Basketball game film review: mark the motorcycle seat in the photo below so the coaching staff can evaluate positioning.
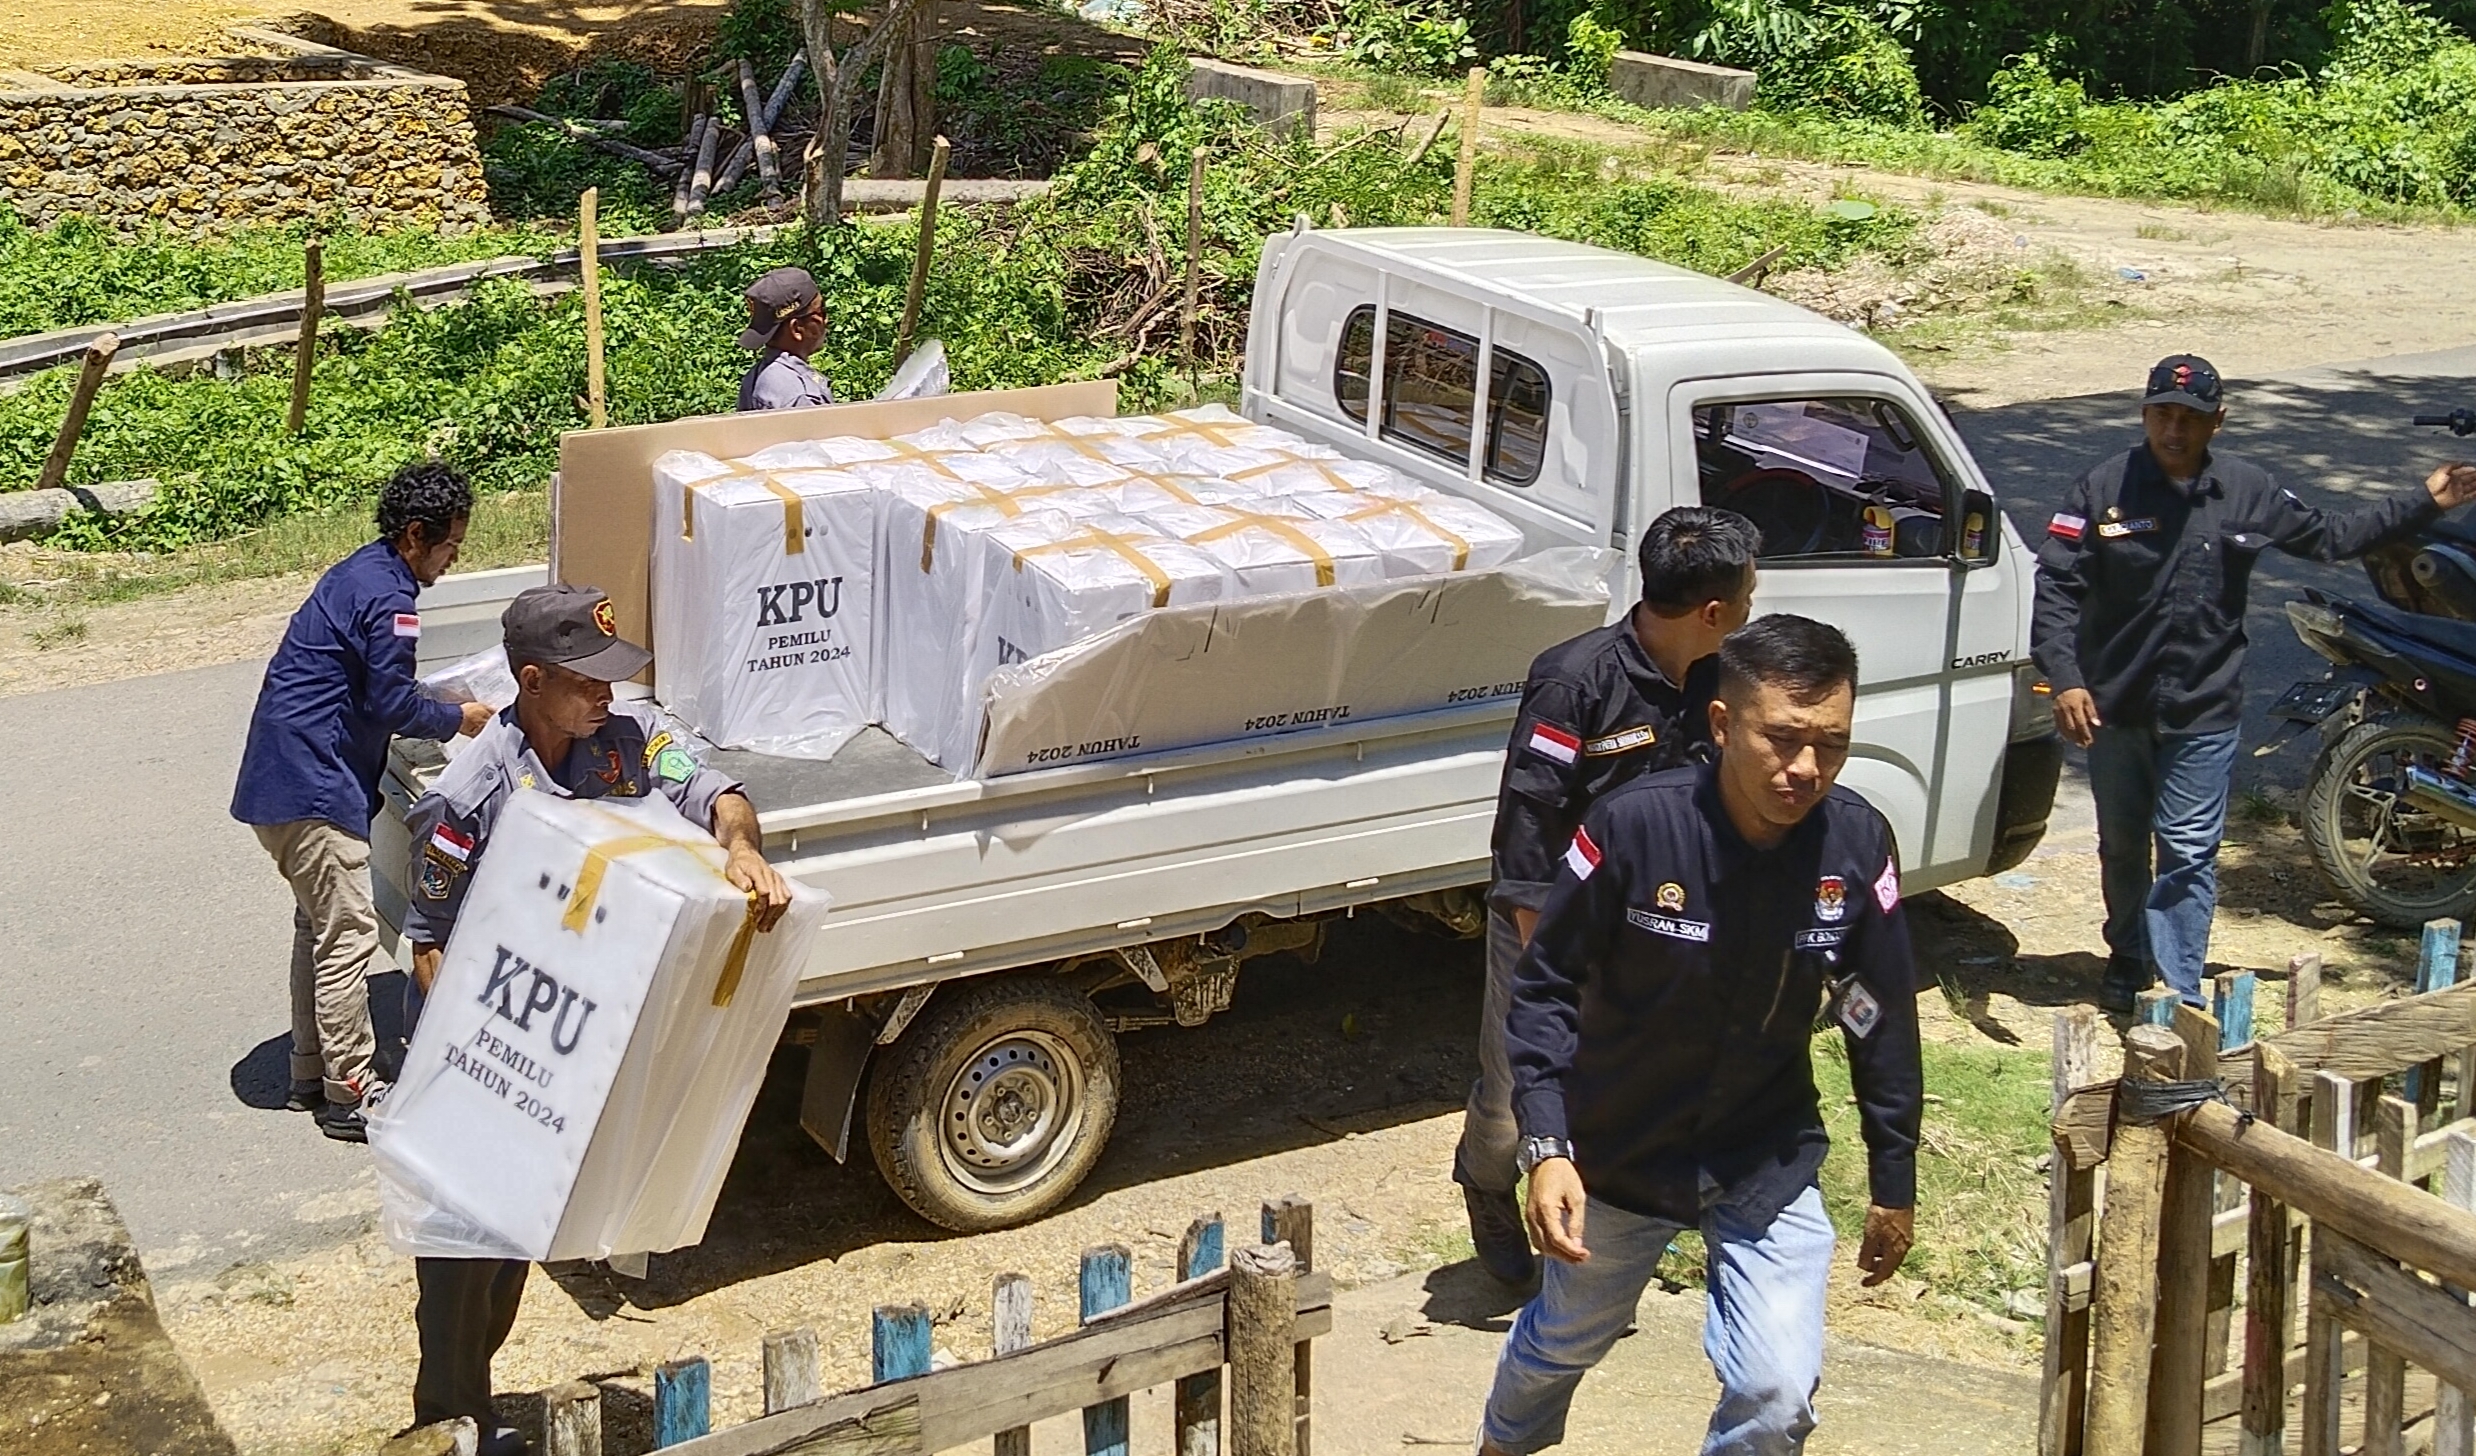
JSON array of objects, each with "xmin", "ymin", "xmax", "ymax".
[{"xmin": 2353, "ymin": 595, "xmax": 2476, "ymax": 671}]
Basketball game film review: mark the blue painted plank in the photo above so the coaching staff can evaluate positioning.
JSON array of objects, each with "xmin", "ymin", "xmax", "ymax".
[
  {"xmin": 2410, "ymin": 919, "xmax": 2464, "ymax": 1104},
  {"xmin": 652, "ymin": 1356, "xmax": 711, "ymax": 1448},
  {"xmin": 872, "ymin": 1303, "xmax": 933, "ymax": 1383},
  {"xmin": 1175, "ymin": 1215, "xmax": 1227, "ymax": 1451},
  {"xmin": 2213, "ymin": 971, "xmax": 2256, "ymax": 1051},
  {"xmin": 1183, "ymin": 1215, "xmax": 1225, "ymax": 1281},
  {"xmin": 1081, "ymin": 1244, "xmax": 1133, "ymax": 1456}
]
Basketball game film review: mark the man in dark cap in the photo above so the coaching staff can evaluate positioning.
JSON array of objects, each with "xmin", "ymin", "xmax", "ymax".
[
  {"xmin": 737, "ymin": 265, "xmax": 836, "ymax": 412},
  {"xmin": 396, "ymin": 583, "xmax": 792, "ymax": 1454},
  {"xmin": 2033, "ymin": 354, "xmax": 2476, "ymax": 1011}
]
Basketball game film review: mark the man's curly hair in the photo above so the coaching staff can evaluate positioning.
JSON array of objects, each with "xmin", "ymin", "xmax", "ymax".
[{"xmin": 376, "ymin": 461, "xmax": 473, "ymax": 546}]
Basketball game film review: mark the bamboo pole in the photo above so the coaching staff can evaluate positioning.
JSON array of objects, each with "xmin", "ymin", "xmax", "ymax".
[
  {"xmin": 672, "ymin": 114, "xmax": 708, "ymax": 229},
  {"xmin": 685, "ymin": 117, "xmax": 722, "ymax": 222},
  {"xmin": 738, "ymin": 57, "xmax": 783, "ymax": 204},
  {"xmin": 1181, "ymin": 146, "xmax": 1207, "ymax": 396},
  {"xmin": 35, "ymin": 333, "xmax": 118, "ymax": 493},
  {"xmin": 580, "ymin": 188, "xmax": 606, "ymax": 429},
  {"xmin": 1449, "ymin": 66, "xmax": 1484, "ymax": 226},
  {"xmin": 891, "ymin": 135, "xmax": 949, "ymax": 368},
  {"xmin": 2086, "ymin": 1025, "xmax": 2184, "ymax": 1456},
  {"xmin": 1229, "ymin": 1242, "xmax": 1299, "ymax": 1456},
  {"xmin": 285, "ymin": 237, "xmax": 323, "ymax": 434}
]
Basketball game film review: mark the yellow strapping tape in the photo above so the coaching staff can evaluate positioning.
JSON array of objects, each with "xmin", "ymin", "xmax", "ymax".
[
  {"xmin": 1136, "ymin": 414, "xmax": 1247, "ymax": 449},
  {"xmin": 1014, "ymin": 525, "xmax": 1177, "ymax": 608},
  {"xmin": 1118, "ymin": 471, "xmax": 1203, "ymax": 505},
  {"xmin": 1231, "ymin": 458, "xmax": 1360, "ymax": 493},
  {"xmin": 559, "ymin": 827, "xmax": 764, "ymax": 1008},
  {"xmin": 1346, "ymin": 498, "xmax": 1470, "ymax": 570},
  {"xmin": 1188, "ymin": 511, "xmax": 1338, "ymax": 588},
  {"xmin": 920, "ymin": 484, "xmax": 1021, "ymax": 572},
  {"xmin": 880, "ymin": 439, "xmax": 969, "ymax": 480},
  {"xmin": 682, "ymin": 468, "xmax": 807, "ymax": 555}
]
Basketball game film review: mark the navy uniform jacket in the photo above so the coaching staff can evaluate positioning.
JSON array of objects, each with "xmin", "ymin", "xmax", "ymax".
[
  {"xmin": 403, "ymin": 701, "xmax": 742, "ymax": 949},
  {"xmin": 1489, "ymin": 614, "xmax": 1717, "ymax": 914},
  {"xmin": 1507, "ymin": 764, "xmax": 1922, "ymax": 1226},
  {"xmin": 231, "ymin": 538, "xmax": 465, "ymax": 837},
  {"xmin": 737, "ymin": 352, "xmax": 835, "ymax": 412},
  {"xmin": 2032, "ymin": 445, "xmax": 2438, "ymax": 735}
]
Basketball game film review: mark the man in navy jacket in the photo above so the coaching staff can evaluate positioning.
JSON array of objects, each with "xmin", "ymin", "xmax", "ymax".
[{"xmin": 232, "ymin": 463, "xmax": 491, "ymax": 1140}]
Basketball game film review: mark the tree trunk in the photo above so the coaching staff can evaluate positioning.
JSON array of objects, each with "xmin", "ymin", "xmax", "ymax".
[
  {"xmin": 2244, "ymin": 0, "xmax": 2273, "ymax": 73},
  {"xmin": 871, "ymin": 0, "xmax": 937, "ymax": 179},
  {"xmin": 797, "ymin": 0, "xmax": 934, "ymax": 226}
]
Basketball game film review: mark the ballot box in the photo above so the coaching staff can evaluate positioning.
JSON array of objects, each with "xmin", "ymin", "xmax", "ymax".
[{"xmin": 1283, "ymin": 491, "xmax": 1528, "ymax": 577}]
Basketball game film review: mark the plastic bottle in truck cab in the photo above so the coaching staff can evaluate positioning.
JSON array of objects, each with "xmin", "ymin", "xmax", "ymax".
[{"xmin": 1247, "ymin": 225, "xmax": 2060, "ymax": 881}]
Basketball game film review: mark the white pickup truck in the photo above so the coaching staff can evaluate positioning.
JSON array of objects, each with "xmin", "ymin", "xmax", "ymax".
[{"xmin": 378, "ymin": 225, "xmax": 2060, "ymax": 1233}]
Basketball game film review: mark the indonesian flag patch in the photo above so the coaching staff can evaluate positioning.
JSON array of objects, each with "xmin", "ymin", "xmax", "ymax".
[
  {"xmin": 428, "ymin": 823, "xmax": 474, "ymax": 863},
  {"xmin": 393, "ymin": 611, "xmax": 422, "ymax": 638},
  {"xmin": 1874, "ymin": 855, "xmax": 1901, "ymax": 913},
  {"xmin": 1564, "ymin": 826, "xmax": 1602, "ymax": 880},
  {"xmin": 1527, "ymin": 722, "xmax": 1581, "ymax": 765},
  {"xmin": 2047, "ymin": 513, "xmax": 2086, "ymax": 542}
]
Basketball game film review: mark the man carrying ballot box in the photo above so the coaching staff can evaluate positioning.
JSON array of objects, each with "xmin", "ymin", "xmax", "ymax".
[{"xmin": 400, "ymin": 583, "xmax": 793, "ymax": 1452}]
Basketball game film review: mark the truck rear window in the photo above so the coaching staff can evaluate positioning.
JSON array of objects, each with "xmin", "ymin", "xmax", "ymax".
[{"xmin": 1334, "ymin": 306, "xmax": 1549, "ymax": 486}]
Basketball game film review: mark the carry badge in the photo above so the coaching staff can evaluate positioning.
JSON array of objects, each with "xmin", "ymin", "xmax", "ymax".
[
  {"xmin": 1840, "ymin": 979, "xmax": 1883, "ymax": 1039},
  {"xmin": 1815, "ymin": 875, "xmax": 1847, "ymax": 922}
]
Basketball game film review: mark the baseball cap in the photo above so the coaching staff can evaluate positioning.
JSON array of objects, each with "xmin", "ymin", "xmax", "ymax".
[
  {"xmin": 2144, "ymin": 354, "xmax": 2224, "ymax": 413},
  {"xmin": 738, "ymin": 267, "xmax": 822, "ymax": 352},
  {"xmin": 502, "ymin": 584, "xmax": 652, "ymax": 682}
]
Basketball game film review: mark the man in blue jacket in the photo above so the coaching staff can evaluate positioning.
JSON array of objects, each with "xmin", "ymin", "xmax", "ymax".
[{"xmin": 232, "ymin": 463, "xmax": 493, "ymax": 1141}]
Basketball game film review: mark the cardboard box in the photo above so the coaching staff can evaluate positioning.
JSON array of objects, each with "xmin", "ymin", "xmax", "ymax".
[{"xmin": 974, "ymin": 548, "xmax": 1615, "ymax": 775}]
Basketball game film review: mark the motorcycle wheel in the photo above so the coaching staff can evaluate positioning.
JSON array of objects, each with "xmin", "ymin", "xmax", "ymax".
[{"xmin": 2303, "ymin": 715, "xmax": 2476, "ymax": 929}]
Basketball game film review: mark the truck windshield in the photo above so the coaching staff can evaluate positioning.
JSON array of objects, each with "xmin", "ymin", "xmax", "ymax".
[{"xmin": 1334, "ymin": 305, "xmax": 1549, "ymax": 486}]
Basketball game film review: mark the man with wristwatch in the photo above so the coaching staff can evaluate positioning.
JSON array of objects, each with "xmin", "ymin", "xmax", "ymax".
[{"xmin": 1477, "ymin": 615, "xmax": 1924, "ymax": 1456}]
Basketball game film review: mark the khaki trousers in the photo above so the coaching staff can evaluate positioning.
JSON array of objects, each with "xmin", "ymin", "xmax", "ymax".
[{"xmin": 252, "ymin": 820, "xmax": 382, "ymax": 1103}]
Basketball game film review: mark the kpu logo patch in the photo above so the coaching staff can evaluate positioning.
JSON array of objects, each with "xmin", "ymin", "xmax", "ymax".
[{"xmin": 1815, "ymin": 875, "xmax": 1847, "ymax": 922}]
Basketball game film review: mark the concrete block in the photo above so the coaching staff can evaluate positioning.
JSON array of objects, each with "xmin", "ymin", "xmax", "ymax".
[
  {"xmin": 0, "ymin": 479, "xmax": 159, "ymax": 542},
  {"xmin": 1184, "ymin": 57, "xmax": 1317, "ymax": 138},
  {"xmin": 1610, "ymin": 50, "xmax": 1756, "ymax": 112}
]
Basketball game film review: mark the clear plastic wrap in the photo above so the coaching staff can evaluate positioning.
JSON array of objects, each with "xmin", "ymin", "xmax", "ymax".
[
  {"xmin": 1140, "ymin": 502, "xmax": 1392, "ymax": 594},
  {"xmin": 1283, "ymin": 491, "xmax": 1527, "ymax": 577}
]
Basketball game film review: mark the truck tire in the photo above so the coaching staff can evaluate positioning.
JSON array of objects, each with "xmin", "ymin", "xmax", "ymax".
[
  {"xmin": 2303, "ymin": 714, "xmax": 2476, "ymax": 930},
  {"xmin": 863, "ymin": 977, "xmax": 1121, "ymax": 1233}
]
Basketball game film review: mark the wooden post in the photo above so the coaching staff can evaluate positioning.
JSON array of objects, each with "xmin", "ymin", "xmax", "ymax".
[
  {"xmin": 2204, "ymin": 971, "xmax": 2255, "ymax": 1378},
  {"xmin": 2302, "ymin": 1070, "xmax": 2356, "ymax": 1456},
  {"xmin": 35, "ymin": 332, "xmax": 118, "ymax": 494},
  {"xmin": 993, "ymin": 1273, "xmax": 1034, "ymax": 1456},
  {"xmin": 2240, "ymin": 1043, "xmax": 2300, "ymax": 1456},
  {"xmin": 580, "ymin": 189, "xmax": 606, "ymax": 430},
  {"xmin": 1229, "ymin": 1242, "xmax": 1299, "ymax": 1456},
  {"xmin": 1177, "ymin": 1214, "xmax": 1228, "ymax": 1456},
  {"xmin": 872, "ymin": 1302, "xmax": 932, "ymax": 1383},
  {"xmin": 2042, "ymin": 1007, "xmax": 2103, "ymax": 1456},
  {"xmin": 1181, "ymin": 145, "xmax": 1207, "ymax": 396},
  {"xmin": 2149, "ymin": 1003, "xmax": 2218, "ymax": 1456},
  {"xmin": 2410, "ymin": 918, "xmax": 2463, "ymax": 1118},
  {"xmin": 2362, "ymin": 1095, "xmax": 2416, "ymax": 1456},
  {"xmin": 2288, "ymin": 950, "xmax": 2323, "ymax": 1030},
  {"xmin": 738, "ymin": 58, "xmax": 783, "ymax": 203},
  {"xmin": 1263, "ymin": 1196, "xmax": 1314, "ymax": 1456},
  {"xmin": 2087, "ymin": 1024, "xmax": 2185, "ymax": 1456},
  {"xmin": 652, "ymin": 1356, "xmax": 710, "ymax": 1447},
  {"xmin": 1081, "ymin": 1245, "xmax": 1133, "ymax": 1456},
  {"xmin": 762, "ymin": 1328, "xmax": 821, "ymax": 1414},
  {"xmin": 891, "ymin": 135, "xmax": 949, "ymax": 369},
  {"xmin": 2137, "ymin": 987, "xmax": 2180, "ymax": 1027},
  {"xmin": 543, "ymin": 1380, "xmax": 602, "ymax": 1456},
  {"xmin": 2438, "ymin": 1131, "xmax": 2476, "ymax": 1456},
  {"xmin": 286, "ymin": 237, "xmax": 323, "ymax": 435},
  {"xmin": 1449, "ymin": 66, "xmax": 1484, "ymax": 226}
]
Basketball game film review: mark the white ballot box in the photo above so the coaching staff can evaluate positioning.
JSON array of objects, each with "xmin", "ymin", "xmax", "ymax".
[
  {"xmin": 649, "ymin": 449, "xmax": 877, "ymax": 758},
  {"xmin": 1141, "ymin": 502, "xmax": 1390, "ymax": 595},
  {"xmin": 1285, "ymin": 491, "xmax": 1528, "ymax": 577},
  {"xmin": 372, "ymin": 791, "xmax": 826, "ymax": 1262}
]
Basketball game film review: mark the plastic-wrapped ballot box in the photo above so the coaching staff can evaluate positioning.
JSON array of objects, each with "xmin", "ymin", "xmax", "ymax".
[
  {"xmin": 1217, "ymin": 453, "xmax": 1435, "ymax": 501},
  {"xmin": 1284, "ymin": 491, "xmax": 1528, "ymax": 577},
  {"xmin": 1142, "ymin": 502, "xmax": 1390, "ymax": 596},
  {"xmin": 876, "ymin": 478, "xmax": 1118, "ymax": 763},
  {"xmin": 1103, "ymin": 472, "xmax": 1267, "ymax": 514},
  {"xmin": 371, "ymin": 790, "xmax": 827, "ymax": 1262},
  {"xmin": 938, "ymin": 515, "xmax": 1231, "ymax": 771},
  {"xmin": 979, "ymin": 429, "xmax": 1170, "ymax": 487},
  {"xmin": 1124, "ymin": 405, "xmax": 1341, "ymax": 467},
  {"xmin": 649, "ymin": 449, "xmax": 877, "ymax": 758}
]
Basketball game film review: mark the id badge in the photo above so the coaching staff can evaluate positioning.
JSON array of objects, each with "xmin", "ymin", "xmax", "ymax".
[{"xmin": 1840, "ymin": 979, "xmax": 1883, "ymax": 1039}]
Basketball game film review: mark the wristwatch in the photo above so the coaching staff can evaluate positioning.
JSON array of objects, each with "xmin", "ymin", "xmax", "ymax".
[{"xmin": 1516, "ymin": 1135, "xmax": 1575, "ymax": 1175}]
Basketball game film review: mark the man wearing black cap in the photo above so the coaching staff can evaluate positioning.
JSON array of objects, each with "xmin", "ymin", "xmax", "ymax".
[
  {"xmin": 2033, "ymin": 355, "xmax": 2476, "ymax": 1011},
  {"xmin": 738, "ymin": 265, "xmax": 835, "ymax": 412},
  {"xmin": 397, "ymin": 583, "xmax": 792, "ymax": 1454}
]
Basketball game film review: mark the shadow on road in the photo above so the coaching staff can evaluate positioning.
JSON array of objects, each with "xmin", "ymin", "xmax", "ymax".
[{"xmin": 224, "ymin": 970, "xmax": 413, "ymax": 1108}]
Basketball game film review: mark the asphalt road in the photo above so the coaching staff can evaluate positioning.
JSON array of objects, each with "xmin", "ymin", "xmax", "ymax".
[{"xmin": 5, "ymin": 344, "xmax": 2474, "ymax": 1277}]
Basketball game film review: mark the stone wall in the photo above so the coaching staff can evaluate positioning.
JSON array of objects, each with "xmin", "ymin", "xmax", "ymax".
[{"xmin": 0, "ymin": 36, "xmax": 492, "ymax": 234}]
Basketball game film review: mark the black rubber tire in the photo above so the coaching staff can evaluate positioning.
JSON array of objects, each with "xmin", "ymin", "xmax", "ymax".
[
  {"xmin": 2303, "ymin": 715, "xmax": 2476, "ymax": 930},
  {"xmin": 863, "ymin": 977, "xmax": 1121, "ymax": 1233}
]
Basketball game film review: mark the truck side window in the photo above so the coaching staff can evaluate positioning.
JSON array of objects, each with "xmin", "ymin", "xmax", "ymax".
[
  {"xmin": 1335, "ymin": 305, "xmax": 1549, "ymax": 487},
  {"xmin": 1692, "ymin": 397, "xmax": 1983, "ymax": 562}
]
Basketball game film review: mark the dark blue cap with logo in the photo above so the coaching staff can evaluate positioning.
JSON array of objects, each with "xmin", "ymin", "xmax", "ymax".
[{"xmin": 2144, "ymin": 354, "xmax": 2223, "ymax": 413}]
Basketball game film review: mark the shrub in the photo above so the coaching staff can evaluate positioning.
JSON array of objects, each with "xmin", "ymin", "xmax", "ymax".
[
  {"xmin": 1332, "ymin": 0, "xmax": 1479, "ymax": 74},
  {"xmin": 1964, "ymin": 50, "xmax": 2094, "ymax": 157},
  {"xmin": 1753, "ymin": 8, "xmax": 1929, "ymax": 127}
]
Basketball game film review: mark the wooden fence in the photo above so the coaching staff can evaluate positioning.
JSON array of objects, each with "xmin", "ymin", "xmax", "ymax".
[
  {"xmin": 2039, "ymin": 926, "xmax": 2476, "ymax": 1456},
  {"xmin": 381, "ymin": 1196, "xmax": 1329, "ymax": 1456}
]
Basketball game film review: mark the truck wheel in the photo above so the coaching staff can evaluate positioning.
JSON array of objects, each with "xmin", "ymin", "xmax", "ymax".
[
  {"xmin": 2303, "ymin": 715, "xmax": 2476, "ymax": 930},
  {"xmin": 864, "ymin": 977, "xmax": 1121, "ymax": 1233}
]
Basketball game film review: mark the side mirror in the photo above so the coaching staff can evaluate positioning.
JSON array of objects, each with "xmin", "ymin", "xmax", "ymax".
[{"xmin": 1957, "ymin": 489, "xmax": 1999, "ymax": 564}]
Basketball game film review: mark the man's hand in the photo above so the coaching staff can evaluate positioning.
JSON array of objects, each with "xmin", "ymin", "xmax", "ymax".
[
  {"xmin": 1857, "ymin": 1204, "xmax": 1915, "ymax": 1287},
  {"xmin": 412, "ymin": 945, "xmax": 442, "ymax": 995},
  {"xmin": 726, "ymin": 844, "xmax": 794, "ymax": 932},
  {"xmin": 1525, "ymin": 1157, "xmax": 1590, "ymax": 1265},
  {"xmin": 457, "ymin": 700, "xmax": 494, "ymax": 737},
  {"xmin": 2428, "ymin": 463, "xmax": 2476, "ymax": 511},
  {"xmin": 2053, "ymin": 687, "xmax": 2102, "ymax": 749}
]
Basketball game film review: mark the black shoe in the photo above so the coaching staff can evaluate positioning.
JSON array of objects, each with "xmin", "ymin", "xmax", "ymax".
[
  {"xmin": 286, "ymin": 1078, "xmax": 324, "ymax": 1112},
  {"xmin": 2099, "ymin": 957, "xmax": 2150, "ymax": 1014},
  {"xmin": 477, "ymin": 1426, "xmax": 529, "ymax": 1456},
  {"xmin": 316, "ymin": 1080, "xmax": 387, "ymax": 1144},
  {"xmin": 1462, "ymin": 1182, "xmax": 1537, "ymax": 1287}
]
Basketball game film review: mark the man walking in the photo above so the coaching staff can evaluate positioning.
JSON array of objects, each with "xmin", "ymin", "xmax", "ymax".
[
  {"xmin": 2033, "ymin": 355, "xmax": 2476, "ymax": 1010},
  {"xmin": 1458, "ymin": 506, "xmax": 1761, "ymax": 1286},
  {"xmin": 737, "ymin": 266, "xmax": 836, "ymax": 411},
  {"xmin": 1479, "ymin": 615, "xmax": 1919, "ymax": 1456},
  {"xmin": 232, "ymin": 463, "xmax": 492, "ymax": 1140}
]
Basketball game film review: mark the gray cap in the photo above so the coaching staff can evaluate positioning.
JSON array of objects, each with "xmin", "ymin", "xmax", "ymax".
[
  {"xmin": 739, "ymin": 266, "xmax": 822, "ymax": 352},
  {"xmin": 502, "ymin": 584, "xmax": 651, "ymax": 682}
]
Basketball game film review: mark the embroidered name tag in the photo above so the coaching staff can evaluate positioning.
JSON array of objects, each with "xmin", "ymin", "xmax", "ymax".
[
  {"xmin": 1796, "ymin": 927, "xmax": 1848, "ymax": 950},
  {"xmin": 2096, "ymin": 517, "xmax": 2159, "ymax": 538},
  {"xmin": 1584, "ymin": 725, "xmax": 1657, "ymax": 756},
  {"xmin": 1627, "ymin": 909, "xmax": 1711, "ymax": 943},
  {"xmin": 1840, "ymin": 979, "xmax": 1883, "ymax": 1038}
]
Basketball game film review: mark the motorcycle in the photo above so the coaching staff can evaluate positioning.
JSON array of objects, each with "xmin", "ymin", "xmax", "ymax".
[{"xmin": 2273, "ymin": 407, "xmax": 2476, "ymax": 928}]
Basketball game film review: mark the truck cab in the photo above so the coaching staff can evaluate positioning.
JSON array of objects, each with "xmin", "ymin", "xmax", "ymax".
[{"xmin": 1245, "ymin": 225, "xmax": 2059, "ymax": 883}]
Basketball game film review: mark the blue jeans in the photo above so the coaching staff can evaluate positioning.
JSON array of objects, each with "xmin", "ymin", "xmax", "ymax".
[
  {"xmin": 1480, "ymin": 1184, "xmax": 1836, "ymax": 1455},
  {"xmin": 2087, "ymin": 724, "xmax": 2241, "ymax": 1005}
]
